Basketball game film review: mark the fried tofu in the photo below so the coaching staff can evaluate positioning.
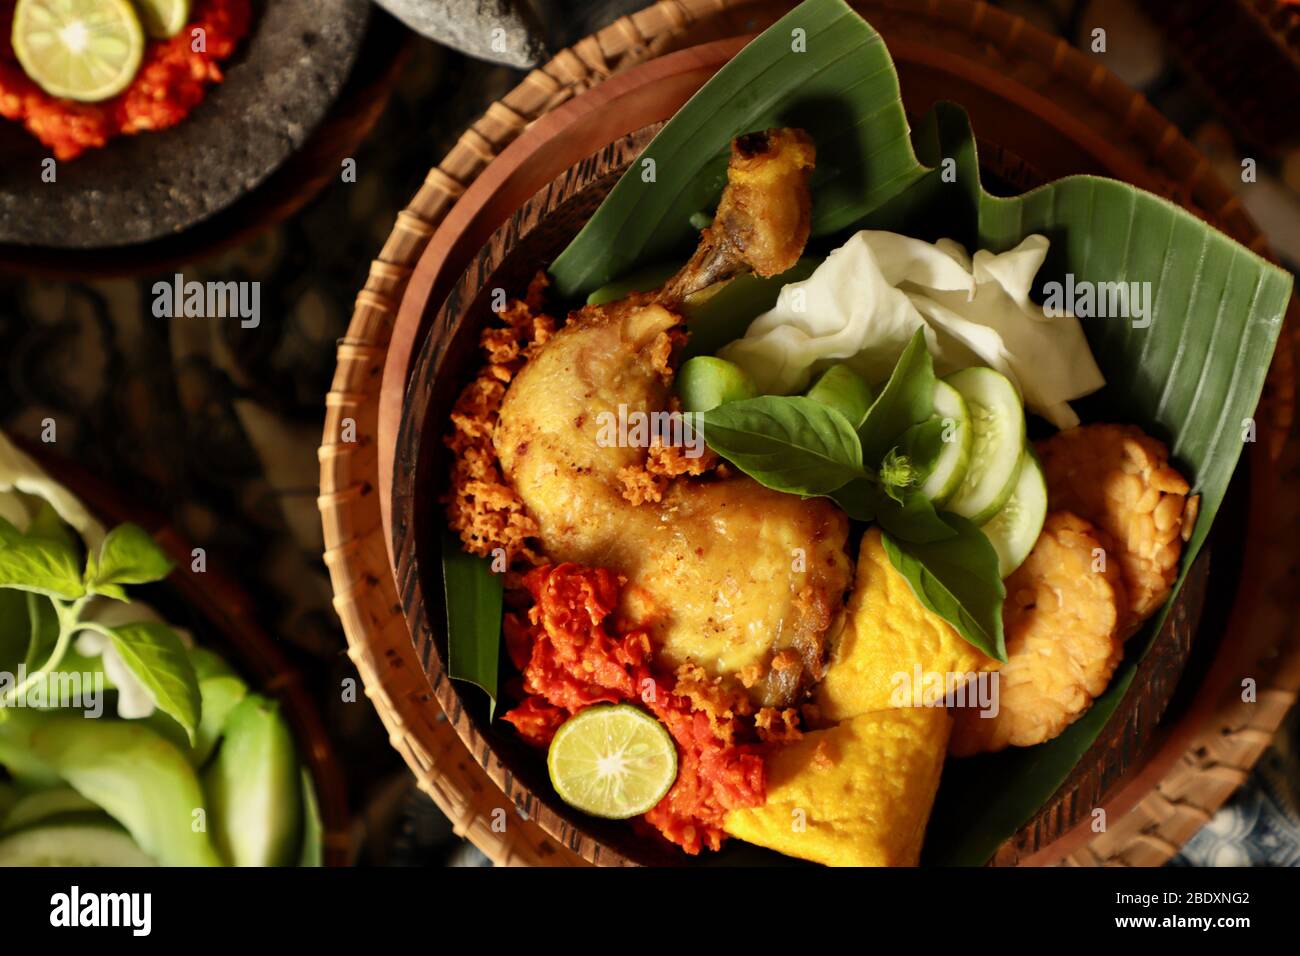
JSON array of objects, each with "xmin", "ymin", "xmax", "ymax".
[
  {"xmin": 723, "ymin": 707, "xmax": 951, "ymax": 866},
  {"xmin": 950, "ymin": 511, "xmax": 1126, "ymax": 755},
  {"xmin": 816, "ymin": 528, "xmax": 999, "ymax": 721}
]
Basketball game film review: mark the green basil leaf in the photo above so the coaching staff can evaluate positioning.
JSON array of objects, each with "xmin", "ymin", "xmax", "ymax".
[
  {"xmin": 0, "ymin": 516, "xmax": 85, "ymax": 600},
  {"xmin": 701, "ymin": 396, "xmax": 864, "ymax": 496},
  {"xmin": 881, "ymin": 517, "xmax": 1005, "ymax": 661},
  {"xmin": 87, "ymin": 523, "xmax": 174, "ymax": 597},
  {"xmin": 829, "ymin": 478, "xmax": 877, "ymax": 522},
  {"xmin": 443, "ymin": 530, "xmax": 504, "ymax": 720},
  {"xmin": 858, "ymin": 328, "xmax": 936, "ymax": 463},
  {"xmin": 26, "ymin": 501, "xmax": 78, "ymax": 554},
  {"xmin": 102, "ymin": 621, "xmax": 202, "ymax": 744},
  {"xmin": 878, "ymin": 448, "xmax": 917, "ymax": 503},
  {"xmin": 830, "ymin": 480, "xmax": 956, "ymax": 544},
  {"xmin": 876, "ymin": 494, "xmax": 958, "ymax": 544}
]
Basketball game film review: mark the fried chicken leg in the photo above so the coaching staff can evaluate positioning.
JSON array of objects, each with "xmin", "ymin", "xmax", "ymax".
[
  {"xmin": 496, "ymin": 129, "xmax": 848, "ymax": 708},
  {"xmin": 658, "ymin": 128, "xmax": 816, "ymax": 305}
]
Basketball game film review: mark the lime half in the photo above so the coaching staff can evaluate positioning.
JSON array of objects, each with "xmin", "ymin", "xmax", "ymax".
[
  {"xmin": 131, "ymin": 0, "xmax": 188, "ymax": 39},
  {"xmin": 547, "ymin": 704, "xmax": 678, "ymax": 819},
  {"xmin": 12, "ymin": 0, "xmax": 145, "ymax": 103}
]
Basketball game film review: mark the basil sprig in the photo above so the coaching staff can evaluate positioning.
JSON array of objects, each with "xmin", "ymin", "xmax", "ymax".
[{"xmin": 0, "ymin": 515, "xmax": 200, "ymax": 741}]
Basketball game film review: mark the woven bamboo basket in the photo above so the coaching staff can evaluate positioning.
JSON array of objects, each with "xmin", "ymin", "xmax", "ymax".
[{"xmin": 320, "ymin": 0, "xmax": 1300, "ymax": 867}]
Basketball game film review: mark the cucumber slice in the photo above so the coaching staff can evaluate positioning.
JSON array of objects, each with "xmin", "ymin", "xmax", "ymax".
[
  {"xmin": 919, "ymin": 380, "xmax": 972, "ymax": 504},
  {"xmin": 942, "ymin": 368, "xmax": 1026, "ymax": 523},
  {"xmin": 0, "ymin": 823, "xmax": 156, "ymax": 867},
  {"xmin": 980, "ymin": 452, "xmax": 1048, "ymax": 577},
  {"xmin": 805, "ymin": 364, "xmax": 873, "ymax": 426},
  {"xmin": 676, "ymin": 356, "xmax": 756, "ymax": 413}
]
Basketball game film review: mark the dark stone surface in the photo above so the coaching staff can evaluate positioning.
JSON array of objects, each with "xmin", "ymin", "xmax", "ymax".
[
  {"xmin": 0, "ymin": 0, "xmax": 369, "ymax": 249},
  {"xmin": 371, "ymin": 0, "xmax": 545, "ymax": 68}
]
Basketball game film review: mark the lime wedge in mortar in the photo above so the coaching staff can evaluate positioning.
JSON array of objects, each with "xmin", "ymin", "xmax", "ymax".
[{"xmin": 12, "ymin": 0, "xmax": 145, "ymax": 103}]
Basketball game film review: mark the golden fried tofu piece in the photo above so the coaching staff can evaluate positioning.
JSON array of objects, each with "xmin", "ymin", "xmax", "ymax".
[
  {"xmin": 816, "ymin": 528, "xmax": 999, "ymax": 721},
  {"xmin": 724, "ymin": 708, "xmax": 951, "ymax": 866},
  {"xmin": 950, "ymin": 512, "xmax": 1126, "ymax": 756},
  {"xmin": 1037, "ymin": 424, "xmax": 1192, "ymax": 636}
]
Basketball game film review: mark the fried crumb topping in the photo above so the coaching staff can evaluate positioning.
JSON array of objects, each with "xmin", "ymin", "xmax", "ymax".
[{"xmin": 442, "ymin": 272, "xmax": 555, "ymax": 565}]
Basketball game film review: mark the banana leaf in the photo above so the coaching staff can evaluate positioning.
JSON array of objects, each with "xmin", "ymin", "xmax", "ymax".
[
  {"xmin": 549, "ymin": 0, "xmax": 923, "ymax": 297},
  {"xmin": 442, "ymin": 530, "xmax": 503, "ymax": 720},
  {"xmin": 549, "ymin": 0, "xmax": 1293, "ymax": 864}
]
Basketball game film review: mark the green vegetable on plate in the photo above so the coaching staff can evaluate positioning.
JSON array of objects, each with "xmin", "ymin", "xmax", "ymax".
[
  {"xmin": 30, "ymin": 716, "xmax": 222, "ymax": 866},
  {"xmin": 676, "ymin": 356, "xmax": 756, "ymax": 413},
  {"xmin": 940, "ymin": 367, "xmax": 1026, "ymax": 524},
  {"xmin": 0, "ymin": 822, "xmax": 157, "ymax": 867},
  {"xmin": 204, "ymin": 694, "xmax": 303, "ymax": 867},
  {"xmin": 0, "ymin": 430, "xmax": 321, "ymax": 867},
  {"xmin": 804, "ymin": 365, "xmax": 873, "ymax": 427},
  {"xmin": 979, "ymin": 452, "xmax": 1048, "ymax": 579}
]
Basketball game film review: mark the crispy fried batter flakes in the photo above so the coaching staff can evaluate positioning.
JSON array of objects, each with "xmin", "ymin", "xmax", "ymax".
[{"xmin": 443, "ymin": 273, "xmax": 555, "ymax": 565}]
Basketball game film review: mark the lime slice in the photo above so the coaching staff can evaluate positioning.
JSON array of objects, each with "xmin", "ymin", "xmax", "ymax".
[
  {"xmin": 547, "ymin": 704, "xmax": 678, "ymax": 819},
  {"xmin": 131, "ymin": 0, "xmax": 188, "ymax": 39},
  {"xmin": 12, "ymin": 0, "xmax": 145, "ymax": 103}
]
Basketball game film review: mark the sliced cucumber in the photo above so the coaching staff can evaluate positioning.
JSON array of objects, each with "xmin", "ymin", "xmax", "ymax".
[
  {"xmin": 920, "ymin": 379, "xmax": 972, "ymax": 504},
  {"xmin": 942, "ymin": 368, "xmax": 1026, "ymax": 523},
  {"xmin": 805, "ymin": 364, "xmax": 874, "ymax": 427},
  {"xmin": 980, "ymin": 452, "xmax": 1048, "ymax": 578},
  {"xmin": 676, "ymin": 356, "xmax": 756, "ymax": 413},
  {"xmin": 0, "ymin": 823, "xmax": 156, "ymax": 867}
]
